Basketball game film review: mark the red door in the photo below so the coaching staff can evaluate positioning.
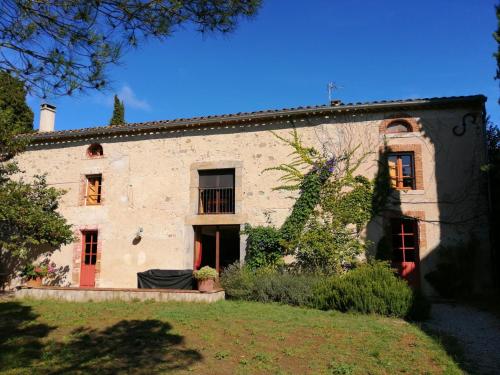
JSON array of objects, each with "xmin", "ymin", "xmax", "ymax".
[
  {"xmin": 80, "ymin": 231, "xmax": 98, "ymax": 287},
  {"xmin": 390, "ymin": 218, "xmax": 420, "ymax": 288}
]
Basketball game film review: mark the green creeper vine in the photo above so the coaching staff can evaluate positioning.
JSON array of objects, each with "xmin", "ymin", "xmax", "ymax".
[
  {"xmin": 244, "ymin": 127, "xmax": 382, "ymax": 272},
  {"xmin": 264, "ymin": 128, "xmax": 334, "ymax": 247}
]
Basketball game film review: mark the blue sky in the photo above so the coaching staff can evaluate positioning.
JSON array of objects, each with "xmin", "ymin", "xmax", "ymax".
[{"xmin": 29, "ymin": 0, "xmax": 499, "ymax": 131}]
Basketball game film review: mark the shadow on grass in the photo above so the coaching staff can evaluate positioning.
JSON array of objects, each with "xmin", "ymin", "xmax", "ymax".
[
  {"xmin": 419, "ymin": 324, "xmax": 474, "ymax": 375},
  {"xmin": 0, "ymin": 302, "xmax": 202, "ymax": 373},
  {"xmin": 0, "ymin": 301, "xmax": 54, "ymax": 370},
  {"xmin": 45, "ymin": 320, "xmax": 202, "ymax": 374}
]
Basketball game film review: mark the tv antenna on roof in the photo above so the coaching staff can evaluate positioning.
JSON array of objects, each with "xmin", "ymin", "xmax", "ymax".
[{"xmin": 327, "ymin": 82, "xmax": 343, "ymax": 102}]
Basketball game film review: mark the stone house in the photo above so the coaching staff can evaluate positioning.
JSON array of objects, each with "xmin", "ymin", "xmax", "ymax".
[{"xmin": 15, "ymin": 95, "xmax": 491, "ymax": 295}]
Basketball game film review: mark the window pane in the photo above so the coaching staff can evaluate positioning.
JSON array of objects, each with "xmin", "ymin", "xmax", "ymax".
[
  {"xmin": 405, "ymin": 249, "xmax": 416, "ymax": 262},
  {"xmin": 391, "ymin": 218, "xmax": 419, "ymax": 263},
  {"xmin": 91, "ymin": 244, "xmax": 98, "ymax": 254},
  {"xmin": 402, "ymin": 220, "xmax": 415, "ymax": 233},
  {"xmin": 402, "ymin": 165, "xmax": 412, "ymax": 177},
  {"xmin": 403, "ymin": 234, "xmax": 416, "ymax": 248},
  {"xmin": 85, "ymin": 255, "xmax": 90, "ymax": 264},
  {"xmin": 91, "ymin": 255, "xmax": 97, "ymax": 265},
  {"xmin": 85, "ymin": 243, "xmax": 91, "ymax": 254},
  {"xmin": 199, "ymin": 169, "xmax": 235, "ymax": 188},
  {"xmin": 386, "ymin": 122, "xmax": 410, "ymax": 133},
  {"xmin": 392, "ymin": 249, "xmax": 404, "ymax": 262},
  {"xmin": 401, "ymin": 155, "xmax": 412, "ymax": 166},
  {"xmin": 403, "ymin": 178, "xmax": 414, "ymax": 188}
]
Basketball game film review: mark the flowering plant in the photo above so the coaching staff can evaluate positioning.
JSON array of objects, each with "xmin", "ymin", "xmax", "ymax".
[
  {"xmin": 20, "ymin": 261, "xmax": 56, "ymax": 280},
  {"xmin": 193, "ymin": 266, "xmax": 218, "ymax": 281}
]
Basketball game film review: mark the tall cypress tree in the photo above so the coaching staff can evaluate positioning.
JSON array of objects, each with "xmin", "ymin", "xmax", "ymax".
[
  {"xmin": 120, "ymin": 99, "xmax": 125, "ymax": 124},
  {"xmin": 109, "ymin": 95, "xmax": 125, "ymax": 125}
]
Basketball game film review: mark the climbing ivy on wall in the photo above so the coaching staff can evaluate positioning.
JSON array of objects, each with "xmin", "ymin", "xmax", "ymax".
[
  {"xmin": 244, "ymin": 127, "xmax": 378, "ymax": 272},
  {"xmin": 280, "ymin": 165, "xmax": 333, "ymax": 245}
]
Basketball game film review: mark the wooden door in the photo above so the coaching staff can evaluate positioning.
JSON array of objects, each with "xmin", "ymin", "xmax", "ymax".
[
  {"xmin": 80, "ymin": 231, "xmax": 98, "ymax": 287},
  {"xmin": 390, "ymin": 219, "xmax": 420, "ymax": 288}
]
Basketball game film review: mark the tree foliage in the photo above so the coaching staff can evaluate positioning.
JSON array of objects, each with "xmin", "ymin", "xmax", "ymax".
[
  {"xmin": 0, "ymin": 73, "xmax": 73, "ymax": 284},
  {"xmin": 109, "ymin": 94, "xmax": 125, "ymax": 125},
  {"xmin": 242, "ymin": 224, "xmax": 283, "ymax": 270},
  {"xmin": 0, "ymin": 0, "xmax": 262, "ymax": 97},
  {"xmin": 0, "ymin": 175, "xmax": 73, "ymax": 259},
  {"xmin": 495, "ymin": 5, "xmax": 500, "ymax": 81},
  {"xmin": 487, "ymin": 121, "xmax": 500, "ymax": 285},
  {"xmin": 0, "ymin": 71, "xmax": 34, "ymax": 163}
]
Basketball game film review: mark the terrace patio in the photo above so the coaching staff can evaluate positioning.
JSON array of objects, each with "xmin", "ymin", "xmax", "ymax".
[{"xmin": 14, "ymin": 286, "xmax": 225, "ymax": 303}]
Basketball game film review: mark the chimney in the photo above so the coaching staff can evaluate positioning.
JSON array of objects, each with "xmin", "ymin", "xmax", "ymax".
[
  {"xmin": 330, "ymin": 99, "xmax": 342, "ymax": 107},
  {"xmin": 39, "ymin": 103, "xmax": 56, "ymax": 132}
]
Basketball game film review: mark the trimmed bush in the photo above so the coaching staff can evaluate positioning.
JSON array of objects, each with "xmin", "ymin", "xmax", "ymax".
[
  {"xmin": 251, "ymin": 268, "xmax": 319, "ymax": 306},
  {"xmin": 219, "ymin": 263, "xmax": 255, "ymax": 300},
  {"xmin": 221, "ymin": 261, "xmax": 430, "ymax": 320},
  {"xmin": 220, "ymin": 263, "xmax": 320, "ymax": 307},
  {"xmin": 312, "ymin": 261, "xmax": 429, "ymax": 320}
]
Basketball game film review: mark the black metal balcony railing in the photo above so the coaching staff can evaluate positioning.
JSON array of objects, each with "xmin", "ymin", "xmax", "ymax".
[{"xmin": 198, "ymin": 187, "xmax": 235, "ymax": 214}]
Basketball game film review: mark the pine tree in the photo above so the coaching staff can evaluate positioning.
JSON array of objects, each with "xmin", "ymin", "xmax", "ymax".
[
  {"xmin": 0, "ymin": 1, "xmax": 261, "ymax": 97},
  {"xmin": 109, "ymin": 95, "xmax": 125, "ymax": 125}
]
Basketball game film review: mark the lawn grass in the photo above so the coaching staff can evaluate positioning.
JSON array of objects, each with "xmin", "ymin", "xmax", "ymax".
[{"xmin": 0, "ymin": 299, "xmax": 462, "ymax": 374}]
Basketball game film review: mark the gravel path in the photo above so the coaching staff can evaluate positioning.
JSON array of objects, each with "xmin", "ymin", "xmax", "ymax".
[{"xmin": 423, "ymin": 303, "xmax": 500, "ymax": 375}]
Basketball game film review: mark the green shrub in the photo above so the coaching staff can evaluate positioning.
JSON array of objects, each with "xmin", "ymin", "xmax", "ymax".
[
  {"xmin": 220, "ymin": 263, "xmax": 320, "ymax": 307},
  {"xmin": 221, "ymin": 261, "xmax": 430, "ymax": 320},
  {"xmin": 242, "ymin": 224, "xmax": 284, "ymax": 269},
  {"xmin": 312, "ymin": 261, "xmax": 429, "ymax": 320},
  {"xmin": 250, "ymin": 268, "xmax": 319, "ymax": 306},
  {"xmin": 295, "ymin": 220, "xmax": 364, "ymax": 274},
  {"xmin": 219, "ymin": 263, "xmax": 255, "ymax": 300}
]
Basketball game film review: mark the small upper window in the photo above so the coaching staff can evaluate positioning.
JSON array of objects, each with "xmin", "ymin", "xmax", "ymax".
[
  {"xmin": 198, "ymin": 169, "xmax": 235, "ymax": 214},
  {"xmin": 87, "ymin": 144, "xmax": 103, "ymax": 157},
  {"xmin": 85, "ymin": 174, "xmax": 102, "ymax": 205},
  {"xmin": 386, "ymin": 121, "xmax": 411, "ymax": 134},
  {"xmin": 388, "ymin": 153, "xmax": 415, "ymax": 190}
]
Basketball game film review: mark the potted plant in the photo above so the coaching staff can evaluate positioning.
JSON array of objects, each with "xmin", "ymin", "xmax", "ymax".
[
  {"xmin": 20, "ymin": 262, "xmax": 56, "ymax": 287},
  {"xmin": 194, "ymin": 266, "xmax": 218, "ymax": 292}
]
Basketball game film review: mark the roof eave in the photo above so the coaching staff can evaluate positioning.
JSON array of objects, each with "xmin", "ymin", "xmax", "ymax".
[{"xmin": 26, "ymin": 95, "xmax": 487, "ymax": 144}]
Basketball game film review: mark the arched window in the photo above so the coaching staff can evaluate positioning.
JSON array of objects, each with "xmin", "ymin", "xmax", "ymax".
[
  {"xmin": 87, "ymin": 143, "xmax": 103, "ymax": 157},
  {"xmin": 386, "ymin": 121, "xmax": 411, "ymax": 134}
]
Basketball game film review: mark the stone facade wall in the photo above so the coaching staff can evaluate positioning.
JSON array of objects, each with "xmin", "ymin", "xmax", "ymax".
[{"xmin": 15, "ymin": 105, "xmax": 490, "ymax": 294}]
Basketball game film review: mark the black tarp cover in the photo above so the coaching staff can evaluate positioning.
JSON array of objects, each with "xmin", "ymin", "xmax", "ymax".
[{"xmin": 137, "ymin": 269, "xmax": 194, "ymax": 290}]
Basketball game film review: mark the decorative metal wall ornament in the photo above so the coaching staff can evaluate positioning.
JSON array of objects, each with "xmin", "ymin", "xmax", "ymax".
[{"xmin": 453, "ymin": 113, "xmax": 477, "ymax": 136}]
